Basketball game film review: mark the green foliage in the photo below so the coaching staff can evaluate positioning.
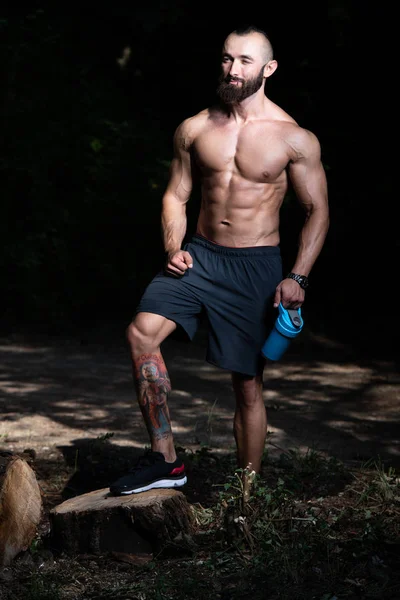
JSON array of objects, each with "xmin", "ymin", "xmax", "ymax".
[
  {"xmin": 6, "ymin": 447, "xmax": 399, "ymax": 600},
  {"xmin": 0, "ymin": 5, "xmax": 358, "ymax": 342},
  {"xmin": 0, "ymin": 11, "xmax": 171, "ymax": 326},
  {"xmin": 204, "ymin": 452, "xmax": 399, "ymax": 599}
]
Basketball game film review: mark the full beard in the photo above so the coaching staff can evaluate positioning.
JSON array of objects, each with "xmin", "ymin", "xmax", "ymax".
[{"xmin": 216, "ymin": 67, "xmax": 265, "ymax": 104}]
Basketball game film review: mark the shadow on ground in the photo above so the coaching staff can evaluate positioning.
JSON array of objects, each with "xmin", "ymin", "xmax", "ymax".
[
  {"xmin": 0, "ymin": 321, "xmax": 399, "ymax": 477},
  {"xmin": 56, "ymin": 435, "xmax": 352, "ymax": 510}
]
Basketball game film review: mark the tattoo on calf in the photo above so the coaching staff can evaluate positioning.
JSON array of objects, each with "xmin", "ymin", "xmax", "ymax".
[{"xmin": 134, "ymin": 353, "xmax": 172, "ymax": 440}]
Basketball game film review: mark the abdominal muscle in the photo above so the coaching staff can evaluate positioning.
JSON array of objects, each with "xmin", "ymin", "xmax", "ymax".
[{"xmin": 196, "ymin": 177, "xmax": 286, "ymax": 248}]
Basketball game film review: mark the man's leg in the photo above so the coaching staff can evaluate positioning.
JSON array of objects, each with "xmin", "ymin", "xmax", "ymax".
[
  {"xmin": 126, "ymin": 311, "xmax": 178, "ymax": 462},
  {"xmin": 231, "ymin": 371, "xmax": 267, "ymax": 473},
  {"xmin": 232, "ymin": 370, "xmax": 267, "ymax": 504},
  {"xmin": 109, "ymin": 311, "xmax": 187, "ymax": 495}
]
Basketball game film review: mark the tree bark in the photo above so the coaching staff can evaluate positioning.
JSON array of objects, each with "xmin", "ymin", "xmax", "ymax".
[
  {"xmin": 0, "ymin": 452, "xmax": 42, "ymax": 567},
  {"xmin": 49, "ymin": 486, "xmax": 195, "ymax": 559}
]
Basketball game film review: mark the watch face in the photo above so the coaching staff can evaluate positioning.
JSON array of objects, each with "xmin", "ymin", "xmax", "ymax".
[{"xmin": 299, "ymin": 276, "xmax": 309, "ymax": 289}]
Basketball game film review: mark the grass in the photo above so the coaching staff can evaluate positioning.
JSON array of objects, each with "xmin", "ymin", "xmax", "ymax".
[{"xmin": 3, "ymin": 447, "xmax": 400, "ymax": 600}]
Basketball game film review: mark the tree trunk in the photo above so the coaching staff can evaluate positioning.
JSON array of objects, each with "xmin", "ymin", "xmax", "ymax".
[
  {"xmin": 49, "ymin": 487, "xmax": 195, "ymax": 560},
  {"xmin": 0, "ymin": 452, "xmax": 42, "ymax": 567}
]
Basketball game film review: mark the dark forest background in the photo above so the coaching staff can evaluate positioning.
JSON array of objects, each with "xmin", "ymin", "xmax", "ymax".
[{"xmin": 0, "ymin": 4, "xmax": 396, "ymax": 356}]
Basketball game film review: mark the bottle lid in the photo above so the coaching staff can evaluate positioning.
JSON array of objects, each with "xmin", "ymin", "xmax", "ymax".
[{"xmin": 275, "ymin": 303, "xmax": 304, "ymax": 338}]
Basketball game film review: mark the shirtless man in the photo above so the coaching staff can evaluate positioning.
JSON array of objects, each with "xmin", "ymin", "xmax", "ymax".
[{"xmin": 110, "ymin": 25, "xmax": 329, "ymax": 496}]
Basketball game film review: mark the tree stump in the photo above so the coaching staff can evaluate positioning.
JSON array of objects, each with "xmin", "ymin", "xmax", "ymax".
[
  {"xmin": 0, "ymin": 452, "xmax": 42, "ymax": 567},
  {"xmin": 49, "ymin": 487, "xmax": 195, "ymax": 560}
]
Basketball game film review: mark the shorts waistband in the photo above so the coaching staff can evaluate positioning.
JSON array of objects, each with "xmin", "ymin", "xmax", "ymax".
[{"xmin": 190, "ymin": 234, "xmax": 281, "ymax": 258}]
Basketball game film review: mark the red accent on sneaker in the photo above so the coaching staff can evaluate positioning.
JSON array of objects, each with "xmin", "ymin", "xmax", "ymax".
[{"xmin": 170, "ymin": 464, "xmax": 185, "ymax": 475}]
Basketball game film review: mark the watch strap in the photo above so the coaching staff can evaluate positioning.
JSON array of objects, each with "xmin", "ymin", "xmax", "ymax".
[{"xmin": 286, "ymin": 272, "xmax": 309, "ymax": 289}]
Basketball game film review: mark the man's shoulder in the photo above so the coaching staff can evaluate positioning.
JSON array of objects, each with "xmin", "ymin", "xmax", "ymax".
[
  {"xmin": 174, "ymin": 108, "xmax": 212, "ymax": 146},
  {"xmin": 284, "ymin": 122, "xmax": 321, "ymax": 151},
  {"xmin": 179, "ymin": 108, "xmax": 211, "ymax": 131},
  {"xmin": 280, "ymin": 121, "xmax": 321, "ymax": 160},
  {"xmin": 263, "ymin": 100, "xmax": 321, "ymax": 159},
  {"xmin": 267, "ymin": 103, "xmax": 320, "ymax": 150}
]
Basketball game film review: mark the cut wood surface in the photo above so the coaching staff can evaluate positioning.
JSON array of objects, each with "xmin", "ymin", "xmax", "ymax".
[
  {"xmin": 0, "ymin": 452, "xmax": 42, "ymax": 567},
  {"xmin": 49, "ymin": 487, "xmax": 195, "ymax": 559}
]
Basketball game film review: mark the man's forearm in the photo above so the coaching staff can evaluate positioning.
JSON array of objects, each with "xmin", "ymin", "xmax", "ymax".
[
  {"xmin": 161, "ymin": 196, "xmax": 187, "ymax": 255},
  {"xmin": 291, "ymin": 207, "xmax": 329, "ymax": 276}
]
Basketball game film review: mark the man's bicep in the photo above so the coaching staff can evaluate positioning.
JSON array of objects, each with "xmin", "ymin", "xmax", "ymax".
[
  {"xmin": 165, "ymin": 151, "xmax": 193, "ymax": 203},
  {"xmin": 165, "ymin": 124, "xmax": 193, "ymax": 203},
  {"xmin": 288, "ymin": 135, "xmax": 328, "ymax": 211}
]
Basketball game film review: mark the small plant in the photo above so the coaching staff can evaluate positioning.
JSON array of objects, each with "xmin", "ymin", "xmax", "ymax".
[
  {"xmin": 205, "ymin": 397, "xmax": 218, "ymax": 445},
  {"xmin": 26, "ymin": 574, "xmax": 62, "ymax": 600},
  {"xmin": 90, "ymin": 431, "xmax": 115, "ymax": 447}
]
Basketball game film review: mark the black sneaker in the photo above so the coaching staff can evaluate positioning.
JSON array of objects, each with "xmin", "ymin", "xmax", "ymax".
[{"xmin": 109, "ymin": 450, "xmax": 187, "ymax": 495}]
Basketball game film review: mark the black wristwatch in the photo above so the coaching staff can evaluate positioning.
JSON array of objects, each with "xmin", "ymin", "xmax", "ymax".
[{"xmin": 286, "ymin": 272, "xmax": 309, "ymax": 290}]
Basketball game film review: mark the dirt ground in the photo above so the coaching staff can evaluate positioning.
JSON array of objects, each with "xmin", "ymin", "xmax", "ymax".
[
  {"xmin": 1, "ymin": 322, "xmax": 399, "ymax": 476},
  {"xmin": 0, "ymin": 322, "xmax": 399, "ymax": 599}
]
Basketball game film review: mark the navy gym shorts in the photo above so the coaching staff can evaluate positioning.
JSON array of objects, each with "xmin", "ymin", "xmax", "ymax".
[{"xmin": 136, "ymin": 234, "xmax": 283, "ymax": 376}]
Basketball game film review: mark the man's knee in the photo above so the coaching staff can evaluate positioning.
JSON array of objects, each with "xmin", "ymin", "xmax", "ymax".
[
  {"xmin": 126, "ymin": 313, "xmax": 176, "ymax": 355},
  {"xmin": 126, "ymin": 320, "xmax": 142, "ymax": 350},
  {"xmin": 232, "ymin": 372, "xmax": 263, "ymax": 405}
]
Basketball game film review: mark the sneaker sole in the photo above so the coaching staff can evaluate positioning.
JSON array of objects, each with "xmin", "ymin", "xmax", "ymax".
[{"xmin": 117, "ymin": 475, "xmax": 188, "ymax": 495}]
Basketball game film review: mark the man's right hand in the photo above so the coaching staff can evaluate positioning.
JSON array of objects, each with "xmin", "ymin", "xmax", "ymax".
[{"xmin": 165, "ymin": 250, "xmax": 193, "ymax": 276}]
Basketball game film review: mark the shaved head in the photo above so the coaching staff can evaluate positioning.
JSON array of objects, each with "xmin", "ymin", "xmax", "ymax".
[{"xmin": 225, "ymin": 25, "xmax": 274, "ymax": 63}]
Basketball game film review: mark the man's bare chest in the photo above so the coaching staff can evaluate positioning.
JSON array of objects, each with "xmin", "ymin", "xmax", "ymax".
[{"xmin": 193, "ymin": 126, "xmax": 291, "ymax": 182}]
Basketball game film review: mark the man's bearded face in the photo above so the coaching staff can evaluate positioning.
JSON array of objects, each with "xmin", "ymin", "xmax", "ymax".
[{"xmin": 216, "ymin": 66, "xmax": 265, "ymax": 103}]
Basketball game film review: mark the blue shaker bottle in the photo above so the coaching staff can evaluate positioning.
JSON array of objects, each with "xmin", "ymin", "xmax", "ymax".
[{"xmin": 262, "ymin": 303, "xmax": 304, "ymax": 361}]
